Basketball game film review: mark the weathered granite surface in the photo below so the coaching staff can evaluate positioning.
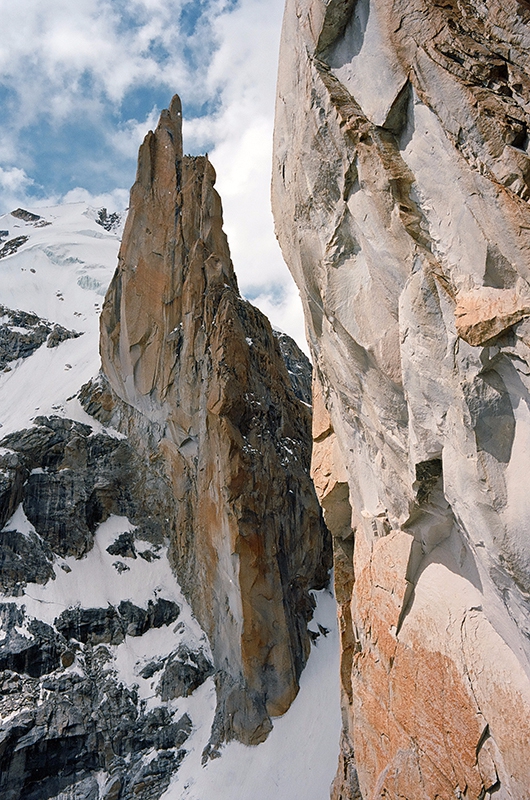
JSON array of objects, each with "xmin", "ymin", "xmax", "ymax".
[{"xmin": 273, "ymin": 0, "xmax": 530, "ymax": 797}]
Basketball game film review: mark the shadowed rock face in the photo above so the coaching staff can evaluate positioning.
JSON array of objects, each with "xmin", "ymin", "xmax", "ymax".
[
  {"xmin": 0, "ymin": 614, "xmax": 193, "ymax": 800},
  {"xmin": 93, "ymin": 96, "xmax": 331, "ymax": 748},
  {"xmin": 0, "ymin": 304, "xmax": 81, "ymax": 370},
  {"xmin": 0, "ymin": 416, "xmax": 140, "ymax": 593},
  {"xmin": 273, "ymin": 1, "xmax": 530, "ymax": 798},
  {"xmin": 0, "ymin": 416, "xmax": 201, "ymax": 800}
]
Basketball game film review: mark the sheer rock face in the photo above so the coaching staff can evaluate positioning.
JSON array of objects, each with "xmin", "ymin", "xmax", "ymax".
[
  {"xmin": 97, "ymin": 96, "xmax": 331, "ymax": 747},
  {"xmin": 273, "ymin": 1, "xmax": 530, "ymax": 798}
]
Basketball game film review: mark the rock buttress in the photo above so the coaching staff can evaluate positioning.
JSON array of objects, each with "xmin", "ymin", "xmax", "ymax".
[
  {"xmin": 273, "ymin": 1, "xmax": 530, "ymax": 798},
  {"xmin": 93, "ymin": 95, "xmax": 331, "ymax": 748}
]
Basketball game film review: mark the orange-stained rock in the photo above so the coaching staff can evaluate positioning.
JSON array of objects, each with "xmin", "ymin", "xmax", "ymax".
[
  {"xmin": 87, "ymin": 96, "xmax": 331, "ymax": 749},
  {"xmin": 455, "ymin": 286, "xmax": 530, "ymax": 346}
]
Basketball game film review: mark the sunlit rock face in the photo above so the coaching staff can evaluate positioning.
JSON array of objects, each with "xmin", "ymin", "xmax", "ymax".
[
  {"xmin": 273, "ymin": 1, "xmax": 530, "ymax": 797},
  {"xmin": 93, "ymin": 96, "xmax": 331, "ymax": 748}
]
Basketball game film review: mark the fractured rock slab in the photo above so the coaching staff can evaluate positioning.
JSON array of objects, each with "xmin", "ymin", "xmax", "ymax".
[{"xmin": 455, "ymin": 286, "xmax": 530, "ymax": 346}]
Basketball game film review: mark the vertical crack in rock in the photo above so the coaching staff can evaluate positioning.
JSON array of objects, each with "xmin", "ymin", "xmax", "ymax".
[
  {"xmin": 273, "ymin": 0, "xmax": 530, "ymax": 797},
  {"xmin": 85, "ymin": 95, "xmax": 331, "ymax": 750}
]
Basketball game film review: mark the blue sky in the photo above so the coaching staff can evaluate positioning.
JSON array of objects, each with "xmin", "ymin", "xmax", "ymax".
[{"xmin": 0, "ymin": 0, "xmax": 307, "ymax": 347}]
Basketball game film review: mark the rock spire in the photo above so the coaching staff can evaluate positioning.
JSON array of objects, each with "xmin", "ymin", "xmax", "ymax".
[{"xmin": 93, "ymin": 95, "xmax": 331, "ymax": 747}]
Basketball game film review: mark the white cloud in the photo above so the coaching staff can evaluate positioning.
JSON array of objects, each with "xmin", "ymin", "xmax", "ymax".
[
  {"xmin": 110, "ymin": 107, "xmax": 161, "ymax": 159},
  {"xmin": 0, "ymin": 0, "xmax": 244, "ymax": 112},
  {"xmin": 60, "ymin": 186, "xmax": 130, "ymax": 212},
  {"xmin": 0, "ymin": 0, "xmax": 203, "ymax": 136},
  {"xmin": 0, "ymin": 166, "xmax": 33, "ymax": 193},
  {"xmin": 182, "ymin": 0, "xmax": 304, "ymax": 345},
  {"xmin": 251, "ymin": 284, "xmax": 310, "ymax": 357},
  {"xmin": 0, "ymin": 170, "xmax": 128, "ymax": 216},
  {"xmin": 0, "ymin": 166, "xmax": 38, "ymax": 212}
]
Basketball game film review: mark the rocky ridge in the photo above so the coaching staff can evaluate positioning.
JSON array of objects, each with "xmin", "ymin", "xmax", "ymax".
[
  {"xmin": 273, "ymin": 0, "xmax": 530, "ymax": 798},
  {"xmin": 0, "ymin": 202, "xmax": 225, "ymax": 800},
  {"xmin": 0, "ymin": 305, "xmax": 82, "ymax": 371}
]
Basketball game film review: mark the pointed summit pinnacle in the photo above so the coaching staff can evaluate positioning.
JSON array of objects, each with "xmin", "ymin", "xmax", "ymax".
[
  {"xmin": 134, "ymin": 94, "xmax": 183, "ymax": 191},
  {"xmin": 156, "ymin": 94, "xmax": 183, "ymax": 161}
]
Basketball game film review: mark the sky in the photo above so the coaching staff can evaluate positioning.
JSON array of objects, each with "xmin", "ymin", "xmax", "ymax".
[{"xmin": 0, "ymin": 0, "xmax": 308, "ymax": 350}]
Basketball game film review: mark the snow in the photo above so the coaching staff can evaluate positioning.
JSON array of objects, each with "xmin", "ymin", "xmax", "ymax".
[
  {"xmin": 1, "ymin": 504, "xmax": 36, "ymax": 538},
  {"xmin": 165, "ymin": 588, "xmax": 341, "ymax": 800},
  {"xmin": 0, "ymin": 332, "xmax": 102, "ymax": 433},
  {"xmin": 10, "ymin": 509, "xmax": 342, "ymax": 799},
  {"xmin": 7, "ymin": 509, "xmax": 213, "ymax": 710},
  {"xmin": 7, "ymin": 326, "xmax": 31, "ymax": 334},
  {"xmin": 9, "ymin": 515, "xmax": 200, "ymax": 635}
]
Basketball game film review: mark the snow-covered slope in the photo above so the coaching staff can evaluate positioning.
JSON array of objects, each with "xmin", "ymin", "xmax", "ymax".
[
  {"xmin": 0, "ymin": 203, "xmax": 340, "ymax": 800},
  {"xmin": 0, "ymin": 203, "xmax": 120, "ymax": 435}
]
